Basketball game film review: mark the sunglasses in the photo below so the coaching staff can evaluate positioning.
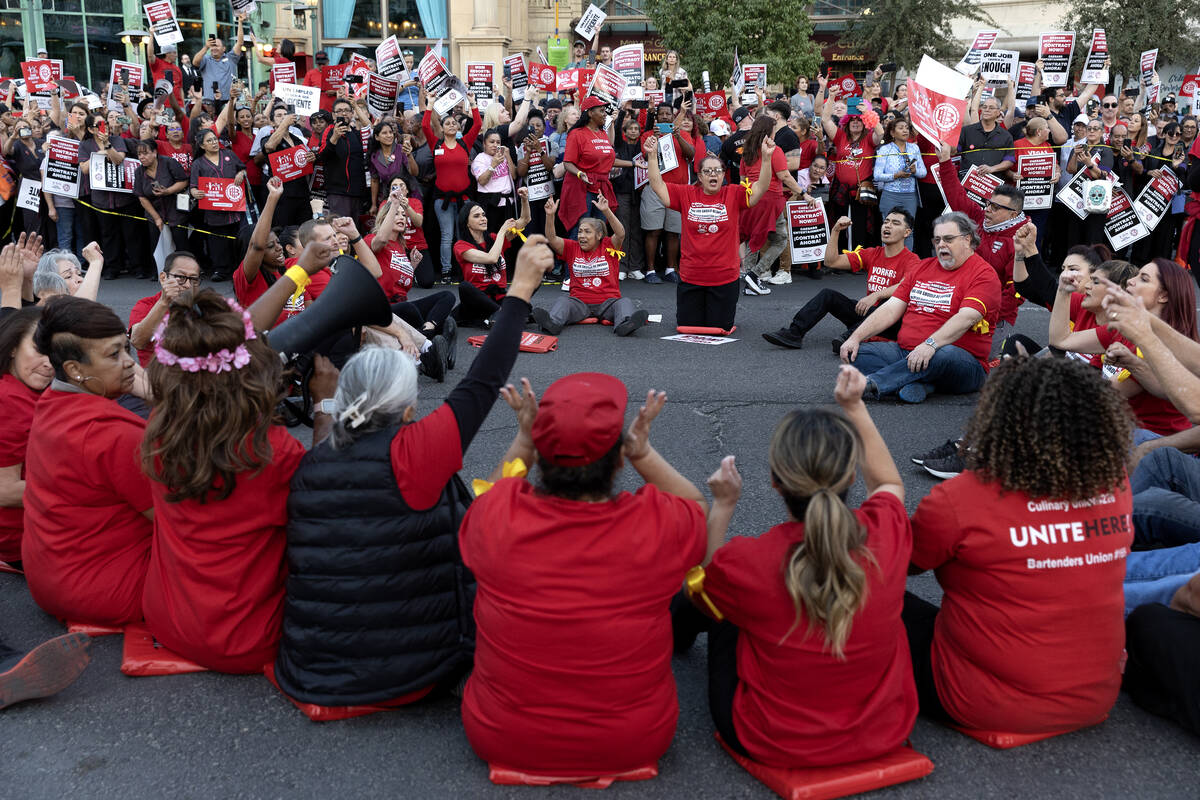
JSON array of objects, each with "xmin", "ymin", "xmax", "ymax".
[{"xmin": 1102, "ymin": 102, "xmax": 1118, "ymax": 108}]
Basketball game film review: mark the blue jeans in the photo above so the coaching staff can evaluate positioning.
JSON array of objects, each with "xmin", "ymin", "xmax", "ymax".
[
  {"xmin": 1124, "ymin": 545, "xmax": 1200, "ymax": 615},
  {"xmin": 435, "ymin": 197, "xmax": 461, "ymax": 275},
  {"xmin": 54, "ymin": 204, "xmax": 84, "ymax": 258},
  {"xmin": 1131, "ymin": 447, "xmax": 1200, "ymax": 549},
  {"xmin": 852, "ymin": 341, "xmax": 986, "ymax": 399},
  {"xmin": 878, "ymin": 188, "xmax": 918, "ymax": 251}
]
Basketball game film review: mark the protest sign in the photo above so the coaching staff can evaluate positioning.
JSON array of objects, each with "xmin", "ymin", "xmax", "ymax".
[
  {"xmin": 16, "ymin": 179, "xmax": 41, "ymax": 212},
  {"xmin": 575, "ymin": 3, "xmax": 607, "ymax": 40},
  {"xmin": 376, "ymin": 35, "xmax": 404, "ymax": 79},
  {"xmin": 1140, "ymin": 49, "xmax": 1157, "ymax": 88},
  {"xmin": 345, "ymin": 54, "xmax": 372, "ymax": 99},
  {"xmin": 89, "ymin": 152, "xmax": 138, "ymax": 193},
  {"xmin": 466, "ymin": 62, "xmax": 495, "ymax": 109},
  {"xmin": 587, "ymin": 64, "xmax": 628, "ymax": 128},
  {"xmin": 433, "ymin": 81, "xmax": 467, "ymax": 117},
  {"xmin": 1081, "ymin": 30, "xmax": 1108, "ymax": 85},
  {"xmin": 504, "ymin": 53, "xmax": 529, "ymax": 102},
  {"xmin": 1056, "ymin": 164, "xmax": 1092, "ymax": 220},
  {"xmin": 1038, "ymin": 33, "xmax": 1075, "ymax": 88},
  {"xmin": 419, "ymin": 50, "xmax": 453, "ymax": 94},
  {"xmin": 529, "ymin": 62, "xmax": 557, "ymax": 91},
  {"xmin": 1017, "ymin": 151, "xmax": 1056, "ymax": 210},
  {"xmin": 267, "ymin": 144, "xmax": 314, "ymax": 182},
  {"xmin": 366, "ymin": 72, "xmax": 399, "ymax": 118},
  {"xmin": 787, "ymin": 200, "xmax": 828, "ymax": 263},
  {"xmin": 145, "ymin": 0, "xmax": 183, "ymax": 47},
  {"xmin": 555, "ymin": 68, "xmax": 580, "ymax": 93},
  {"xmin": 1014, "ymin": 62, "xmax": 1036, "ymax": 102},
  {"xmin": 43, "ymin": 135, "xmax": 80, "ymax": 198},
  {"xmin": 645, "ymin": 89, "xmax": 664, "ymax": 108},
  {"xmin": 612, "ymin": 44, "xmax": 644, "ymax": 86},
  {"xmin": 730, "ymin": 48, "xmax": 744, "ymax": 97},
  {"xmin": 230, "ymin": 0, "xmax": 256, "ymax": 15},
  {"xmin": 907, "ymin": 55, "xmax": 972, "ymax": 149},
  {"xmin": 518, "ymin": 136, "xmax": 555, "ymax": 201},
  {"xmin": 960, "ymin": 165, "xmax": 1004, "ymax": 209},
  {"xmin": 979, "ymin": 49, "xmax": 1019, "ymax": 85},
  {"xmin": 656, "ymin": 134, "xmax": 679, "ymax": 175},
  {"xmin": 955, "ymin": 31, "xmax": 999, "ymax": 75},
  {"xmin": 743, "ymin": 64, "xmax": 767, "ymax": 90},
  {"xmin": 633, "ymin": 154, "xmax": 649, "ymax": 189},
  {"xmin": 270, "ymin": 62, "xmax": 296, "ymax": 91},
  {"xmin": 20, "ymin": 60, "xmax": 56, "ymax": 93},
  {"xmin": 273, "ymin": 82, "xmax": 320, "ymax": 116},
  {"xmin": 321, "ymin": 64, "xmax": 350, "ymax": 96},
  {"xmin": 695, "ymin": 91, "xmax": 728, "ymax": 118},
  {"xmin": 620, "ymin": 84, "xmax": 645, "ymax": 103},
  {"xmin": 1181, "ymin": 74, "xmax": 1200, "ymax": 103},
  {"xmin": 199, "ymin": 177, "xmax": 247, "ymax": 212},
  {"xmin": 1104, "ymin": 187, "xmax": 1149, "ymax": 249},
  {"xmin": 662, "ymin": 334, "xmax": 737, "ymax": 345},
  {"xmin": 107, "ymin": 60, "xmax": 144, "ymax": 111},
  {"xmin": 835, "ymin": 74, "xmax": 860, "ymax": 98},
  {"xmin": 1132, "ymin": 167, "xmax": 1181, "ymax": 231}
]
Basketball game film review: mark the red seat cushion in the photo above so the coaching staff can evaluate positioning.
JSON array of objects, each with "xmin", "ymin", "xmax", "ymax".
[
  {"xmin": 65, "ymin": 621, "xmax": 124, "ymax": 637},
  {"xmin": 120, "ymin": 623, "xmax": 209, "ymax": 677},
  {"xmin": 951, "ymin": 716, "xmax": 1107, "ymax": 749},
  {"xmin": 676, "ymin": 325, "xmax": 737, "ymax": 335},
  {"xmin": 468, "ymin": 332, "xmax": 559, "ymax": 353},
  {"xmin": 715, "ymin": 733, "xmax": 934, "ymax": 800},
  {"xmin": 488, "ymin": 764, "xmax": 658, "ymax": 789},
  {"xmin": 577, "ymin": 318, "xmax": 614, "ymax": 326},
  {"xmin": 262, "ymin": 664, "xmax": 433, "ymax": 722}
]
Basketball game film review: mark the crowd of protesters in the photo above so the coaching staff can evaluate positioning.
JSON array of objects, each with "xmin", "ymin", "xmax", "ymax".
[{"xmin": 2, "ymin": 24, "xmax": 1200, "ymax": 793}]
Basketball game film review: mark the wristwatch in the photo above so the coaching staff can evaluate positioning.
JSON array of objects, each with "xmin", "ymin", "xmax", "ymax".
[
  {"xmin": 923, "ymin": 337, "xmax": 938, "ymax": 351},
  {"xmin": 316, "ymin": 399, "xmax": 336, "ymax": 416}
]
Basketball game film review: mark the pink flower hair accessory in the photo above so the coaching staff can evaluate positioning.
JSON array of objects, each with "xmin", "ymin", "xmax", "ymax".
[{"xmin": 151, "ymin": 297, "xmax": 258, "ymax": 373}]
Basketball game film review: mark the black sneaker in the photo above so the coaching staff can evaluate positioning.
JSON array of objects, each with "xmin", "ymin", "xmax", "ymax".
[
  {"xmin": 614, "ymin": 309, "xmax": 649, "ymax": 336},
  {"xmin": 419, "ymin": 335, "xmax": 448, "ymax": 383},
  {"xmin": 441, "ymin": 316, "xmax": 458, "ymax": 370},
  {"xmin": 923, "ymin": 452, "xmax": 965, "ymax": 480},
  {"xmin": 0, "ymin": 633, "xmax": 92, "ymax": 710},
  {"xmin": 210, "ymin": 272, "xmax": 228, "ymax": 283},
  {"xmin": 762, "ymin": 328, "xmax": 805, "ymax": 349},
  {"xmin": 530, "ymin": 307, "xmax": 562, "ymax": 335},
  {"xmin": 911, "ymin": 438, "xmax": 960, "ymax": 466},
  {"xmin": 743, "ymin": 273, "xmax": 771, "ymax": 295}
]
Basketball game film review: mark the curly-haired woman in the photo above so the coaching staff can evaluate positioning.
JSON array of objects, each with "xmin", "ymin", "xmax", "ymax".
[{"xmin": 906, "ymin": 357, "xmax": 1134, "ymax": 734}]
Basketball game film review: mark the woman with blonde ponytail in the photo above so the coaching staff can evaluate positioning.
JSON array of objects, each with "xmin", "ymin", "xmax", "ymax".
[{"xmin": 673, "ymin": 365, "xmax": 916, "ymax": 768}]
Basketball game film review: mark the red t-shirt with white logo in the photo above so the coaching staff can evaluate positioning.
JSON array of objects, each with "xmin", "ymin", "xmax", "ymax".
[
  {"xmin": 561, "ymin": 236, "xmax": 620, "ymax": 305},
  {"xmin": 234, "ymin": 260, "xmax": 331, "ymax": 328},
  {"xmin": 892, "ymin": 253, "xmax": 1001, "ymax": 367},
  {"xmin": 1095, "ymin": 325, "xmax": 1192, "ymax": 436},
  {"xmin": 365, "ymin": 234, "xmax": 415, "ymax": 301},
  {"xmin": 454, "ymin": 235, "xmax": 508, "ymax": 292},
  {"xmin": 911, "ymin": 471, "xmax": 1132, "ymax": 732},
  {"xmin": 402, "ymin": 197, "xmax": 428, "ymax": 251},
  {"xmin": 666, "ymin": 183, "xmax": 750, "ymax": 286},
  {"xmin": 157, "ymin": 139, "xmax": 192, "ymax": 172},
  {"xmin": 847, "ymin": 246, "xmax": 921, "ymax": 295}
]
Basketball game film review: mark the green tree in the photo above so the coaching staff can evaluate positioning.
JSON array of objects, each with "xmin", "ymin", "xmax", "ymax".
[
  {"xmin": 643, "ymin": 0, "xmax": 822, "ymax": 88},
  {"xmin": 1061, "ymin": 0, "xmax": 1199, "ymax": 82},
  {"xmin": 840, "ymin": 0, "xmax": 996, "ymax": 72}
]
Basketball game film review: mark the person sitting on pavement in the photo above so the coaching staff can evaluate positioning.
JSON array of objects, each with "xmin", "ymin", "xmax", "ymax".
[
  {"xmin": 127, "ymin": 251, "xmax": 203, "ymax": 367},
  {"xmin": 905, "ymin": 357, "xmax": 1133, "ymax": 735},
  {"xmin": 458, "ymin": 373, "xmax": 708, "ymax": 778},
  {"xmin": 838, "ymin": 212, "xmax": 1001, "ymax": 404},
  {"xmin": 272, "ymin": 235, "xmax": 554, "ymax": 709},
  {"xmin": 452, "ymin": 194, "xmax": 531, "ymax": 327},
  {"xmin": 764, "ymin": 209, "xmax": 918, "ymax": 351},
  {"xmin": 531, "ymin": 195, "xmax": 649, "ymax": 337},
  {"xmin": 672, "ymin": 365, "xmax": 917, "ymax": 767}
]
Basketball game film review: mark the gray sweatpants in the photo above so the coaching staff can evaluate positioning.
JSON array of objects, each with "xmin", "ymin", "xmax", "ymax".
[{"xmin": 549, "ymin": 296, "xmax": 636, "ymax": 329}]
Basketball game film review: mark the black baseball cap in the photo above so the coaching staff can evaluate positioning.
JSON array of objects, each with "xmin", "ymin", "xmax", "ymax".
[
  {"xmin": 732, "ymin": 107, "xmax": 750, "ymax": 123},
  {"xmin": 314, "ymin": 50, "xmax": 329, "ymax": 62},
  {"xmin": 544, "ymin": 98, "xmax": 562, "ymax": 110}
]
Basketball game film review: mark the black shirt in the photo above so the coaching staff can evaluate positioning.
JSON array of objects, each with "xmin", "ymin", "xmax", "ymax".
[
  {"xmin": 773, "ymin": 126, "xmax": 801, "ymax": 163},
  {"xmin": 958, "ymin": 122, "xmax": 1014, "ymax": 173},
  {"xmin": 719, "ymin": 130, "xmax": 750, "ymax": 184},
  {"xmin": 134, "ymin": 155, "xmax": 189, "ymax": 224}
]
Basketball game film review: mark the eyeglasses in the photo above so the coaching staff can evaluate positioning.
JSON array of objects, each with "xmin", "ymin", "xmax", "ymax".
[
  {"xmin": 931, "ymin": 234, "xmax": 967, "ymax": 245},
  {"xmin": 1102, "ymin": 102, "xmax": 1118, "ymax": 108},
  {"xmin": 699, "ymin": 168, "xmax": 723, "ymax": 176},
  {"xmin": 166, "ymin": 272, "xmax": 202, "ymax": 286},
  {"xmin": 1166, "ymin": 131, "xmax": 1180, "ymax": 136},
  {"xmin": 985, "ymin": 200, "xmax": 1017, "ymax": 213}
]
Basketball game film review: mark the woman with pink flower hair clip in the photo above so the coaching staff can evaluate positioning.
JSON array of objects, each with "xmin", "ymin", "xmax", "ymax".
[{"xmin": 140, "ymin": 289, "xmax": 315, "ymax": 673}]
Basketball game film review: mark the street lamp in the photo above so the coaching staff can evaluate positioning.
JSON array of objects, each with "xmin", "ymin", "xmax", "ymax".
[{"xmin": 118, "ymin": 29, "xmax": 152, "ymax": 82}]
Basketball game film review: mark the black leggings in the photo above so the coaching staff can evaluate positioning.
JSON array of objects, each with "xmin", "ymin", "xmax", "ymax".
[
  {"xmin": 454, "ymin": 282, "xmax": 504, "ymax": 324},
  {"xmin": 1124, "ymin": 602, "xmax": 1200, "ymax": 736},
  {"xmin": 900, "ymin": 592, "xmax": 956, "ymax": 725},
  {"xmin": 669, "ymin": 591, "xmax": 749, "ymax": 756},
  {"xmin": 677, "ymin": 278, "xmax": 740, "ymax": 330},
  {"xmin": 391, "ymin": 290, "xmax": 456, "ymax": 333}
]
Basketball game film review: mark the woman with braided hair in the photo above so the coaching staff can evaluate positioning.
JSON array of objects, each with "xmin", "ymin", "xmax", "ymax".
[{"xmin": 906, "ymin": 357, "xmax": 1134, "ymax": 734}]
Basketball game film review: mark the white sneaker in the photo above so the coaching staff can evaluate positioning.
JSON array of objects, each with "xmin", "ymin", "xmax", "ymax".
[
  {"xmin": 743, "ymin": 273, "xmax": 771, "ymax": 295},
  {"xmin": 561, "ymin": 278, "xmax": 571, "ymax": 291},
  {"xmin": 619, "ymin": 272, "xmax": 627, "ymax": 280},
  {"xmin": 630, "ymin": 270, "xmax": 646, "ymax": 281},
  {"xmin": 766, "ymin": 271, "xmax": 792, "ymax": 285}
]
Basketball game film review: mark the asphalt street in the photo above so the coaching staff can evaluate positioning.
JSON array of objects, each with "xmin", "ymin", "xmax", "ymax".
[{"xmin": 2, "ymin": 271, "xmax": 1197, "ymax": 799}]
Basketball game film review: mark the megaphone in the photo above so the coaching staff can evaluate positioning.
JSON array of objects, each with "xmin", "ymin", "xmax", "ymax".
[{"xmin": 266, "ymin": 255, "xmax": 393, "ymax": 361}]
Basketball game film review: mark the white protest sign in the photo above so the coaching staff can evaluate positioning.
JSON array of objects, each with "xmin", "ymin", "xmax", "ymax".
[
  {"xmin": 1017, "ymin": 151, "xmax": 1056, "ymax": 210},
  {"xmin": 956, "ymin": 31, "xmax": 999, "ymax": 75},
  {"xmin": 787, "ymin": 199, "xmax": 828, "ymax": 263},
  {"xmin": 1132, "ymin": 167, "xmax": 1181, "ymax": 231},
  {"xmin": 730, "ymin": 48, "xmax": 744, "ymax": 97},
  {"xmin": 16, "ymin": 179, "xmax": 41, "ymax": 212},
  {"xmin": 144, "ymin": 0, "xmax": 184, "ymax": 47},
  {"xmin": 1104, "ymin": 187, "xmax": 1149, "ymax": 249},
  {"xmin": 1038, "ymin": 32, "xmax": 1076, "ymax": 88},
  {"xmin": 43, "ymin": 135, "xmax": 81, "ymax": 198},
  {"xmin": 1140, "ymin": 49, "xmax": 1158, "ymax": 88},
  {"xmin": 1081, "ymin": 29, "xmax": 1108, "ymax": 85},
  {"xmin": 979, "ymin": 49, "xmax": 1019, "ymax": 85},
  {"xmin": 273, "ymin": 82, "xmax": 321, "ymax": 116},
  {"xmin": 376, "ymin": 35, "xmax": 404, "ymax": 79},
  {"xmin": 612, "ymin": 44, "xmax": 644, "ymax": 86},
  {"xmin": 366, "ymin": 72, "xmax": 399, "ymax": 119},
  {"xmin": 662, "ymin": 334, "xmax": 737, "ymax": 345},
  {"xmin": 575, "ymin": 3, "xmax": 607, "ymax": 40},
  {"xmin": 89, "ymin": 152, "xmax": 138, "ymax": 193}
]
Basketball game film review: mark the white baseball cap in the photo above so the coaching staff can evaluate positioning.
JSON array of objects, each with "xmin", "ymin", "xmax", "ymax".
[{"xmin": 710, "ymin": 118, "xmax": 731, "ymax": 136}]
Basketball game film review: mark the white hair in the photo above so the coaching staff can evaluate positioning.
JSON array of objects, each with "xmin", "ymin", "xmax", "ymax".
[
  {"xmin": 327, "ymin": 346, "xmax": 419, "ymax": 449},
  {"xmin": 34, "ymin": 249, "xmax": 80, "ymax": 299}
]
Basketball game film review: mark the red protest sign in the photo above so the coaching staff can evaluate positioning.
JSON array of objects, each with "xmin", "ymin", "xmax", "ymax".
[
  {"xmin": 695, "ymin": 91, "xmax": 728, "ymax": 118},
  {"xmin": 907, "ymin": 76, "xmax": 968, "ymax": 149},
  {"xmin": 1182, "ymin": 75, "xmax": 1200, "ymax": 100},
  {"xmin": 529, "ymin": 62, "xmax": 557, "ymax": 91},
  {"xmin": 198, "ymin": 177, "xmax": 247, "ymax": 211},
  {"xmin": 321, "ymin": 64, "xmax": 349, "ymax": 93},
  {"xmin": 346, "ymin": 54, "xmax": 372, "ymax": 99},
  {"xmin": 555, "ymin": 68, "xmax": 581, "ymax": 93},
  {"xmin": 268, "ymin": 145, "xmax": 314, "ymax": 182},
  {"xmin": 835, "ymin": 75, "xmax": 860, "ymax": 98},
  {"xmin": 961, "ymin": 165, "xmax": 1004, "ymax": 209},
  {"xmin": 21, "ymin": 60, "xmax": 57, "ymax": 93}
]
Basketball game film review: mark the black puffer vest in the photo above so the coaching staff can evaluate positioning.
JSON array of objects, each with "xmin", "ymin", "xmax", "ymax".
[{"xmin": 273, "ymin": 424, "xmax": 475, "ymax": 706}]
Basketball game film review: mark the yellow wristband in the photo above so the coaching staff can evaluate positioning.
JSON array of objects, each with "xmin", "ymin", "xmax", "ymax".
[{"xmin": 284, "ymin": 265, "xmax": 312, "ymax": 304}]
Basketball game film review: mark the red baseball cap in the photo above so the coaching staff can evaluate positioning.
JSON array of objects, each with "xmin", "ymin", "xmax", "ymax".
[
  {"xmin": 532, "ymin": 373, "xmax": 628, "ymax": 466},
  {"xmin": 580, "ymin": 95, "xmax": 606, "ymax": 112}
]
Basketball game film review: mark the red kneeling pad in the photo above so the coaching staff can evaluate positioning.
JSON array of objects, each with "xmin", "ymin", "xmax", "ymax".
[
  {"xmin": 578, "ymin": 317, "xmax": 614, "ymax": 326},
  {"xmin": 488, "ymin": 764, "xmax": 658, "ymax": 789},
  {"xmin": 120, "ymin": 623, "xmax": 209, "ymax": 677},
  {"xmin": 262, "ymin": 664, "xmax": 433, "ymax": 722},
  {"xmin": 468, "ymin": 332, "xmax": 559, "ymax": 353},
  {"xmin": 676, "ymin": 325, "xmax": 737, "ymax": 335},
  {"xmin": 66, "ymin": 621, "xmax": 124, "ymax": 637},
  {"xmin": 951, "ymin": 715, "xmax": 1108, "ymax": 749},
  {"xmin": 715, "ymin": 733, "xmax": 933, "ymax": 800}
]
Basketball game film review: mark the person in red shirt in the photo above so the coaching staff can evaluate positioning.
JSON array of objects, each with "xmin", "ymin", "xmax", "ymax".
[
  {"xmin": 675, "ymin": 365, "xmax": 916, "ymax": 767},
  {"xmin": 128, "ymin": 252, "xmax": 203, "ymax": 367},
  {"xmin": 818, "ymin": 77, "xmax": 884, "ymax": 251},
  {"xmin": 907, "ymin": 357, "xmax": 1134, "ymax": 734},
  {"xmin": 764, "ymin": 209, "xmax": 918, "ymax": 350},
  {"xmin": 561, "ymin": 96, "xmax": 619, "ymax": 238},
  {"xmin": 738, "ymin": 116, "xmax": 811, "ymax": 294},
  {"xmin": 460, "ymin": 372, "xmax": 708, "ymax": 778},
  {"xmin": 140, "ymin": 290, "xmax": 306, "ymax": 673},
  {"xmin": 233, "ymin": 180, "xmax": 306, "ymax": 327},
  {"xmin": 840, "ymin": 213, "xmax": 1002, "ymax": 404},
  {"xmin": 531, "ymin": 195, "xmax": 649, "ymax": 336},
  {"xmin": 148, "ymin": 44, "xmax": 185, "ymax": 106},
  {"xmin": 156, "ymin": 119, "xmax": 192, "ymax": 172},
  {"xmin": 0, "ymin": 307, "xmax": 53, "ymax": 567},
  {"xmin": 646, "ymin": 141, "xmax": 774, "ymax": 332},
  {"xmin": 22, "ymin": 297, "xmax": 153, "ymax": 626},
  {"xmin": 452, "ymin": 196, "xmax": 530, "ymax": 325},
  {"xmin": 301, "ymin": 51, "xmax": 337, "ymax": 114},
  {"xmin": 637, "ymin": 103, "xmax": 691, "ymax": 284},
  {"xmin": 219, "ymin": 91, "xmax": 265, "ymax": 209},
  {"xmin": 423, "ymin": 94, "xmax": 483, "ymax": 278}
]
